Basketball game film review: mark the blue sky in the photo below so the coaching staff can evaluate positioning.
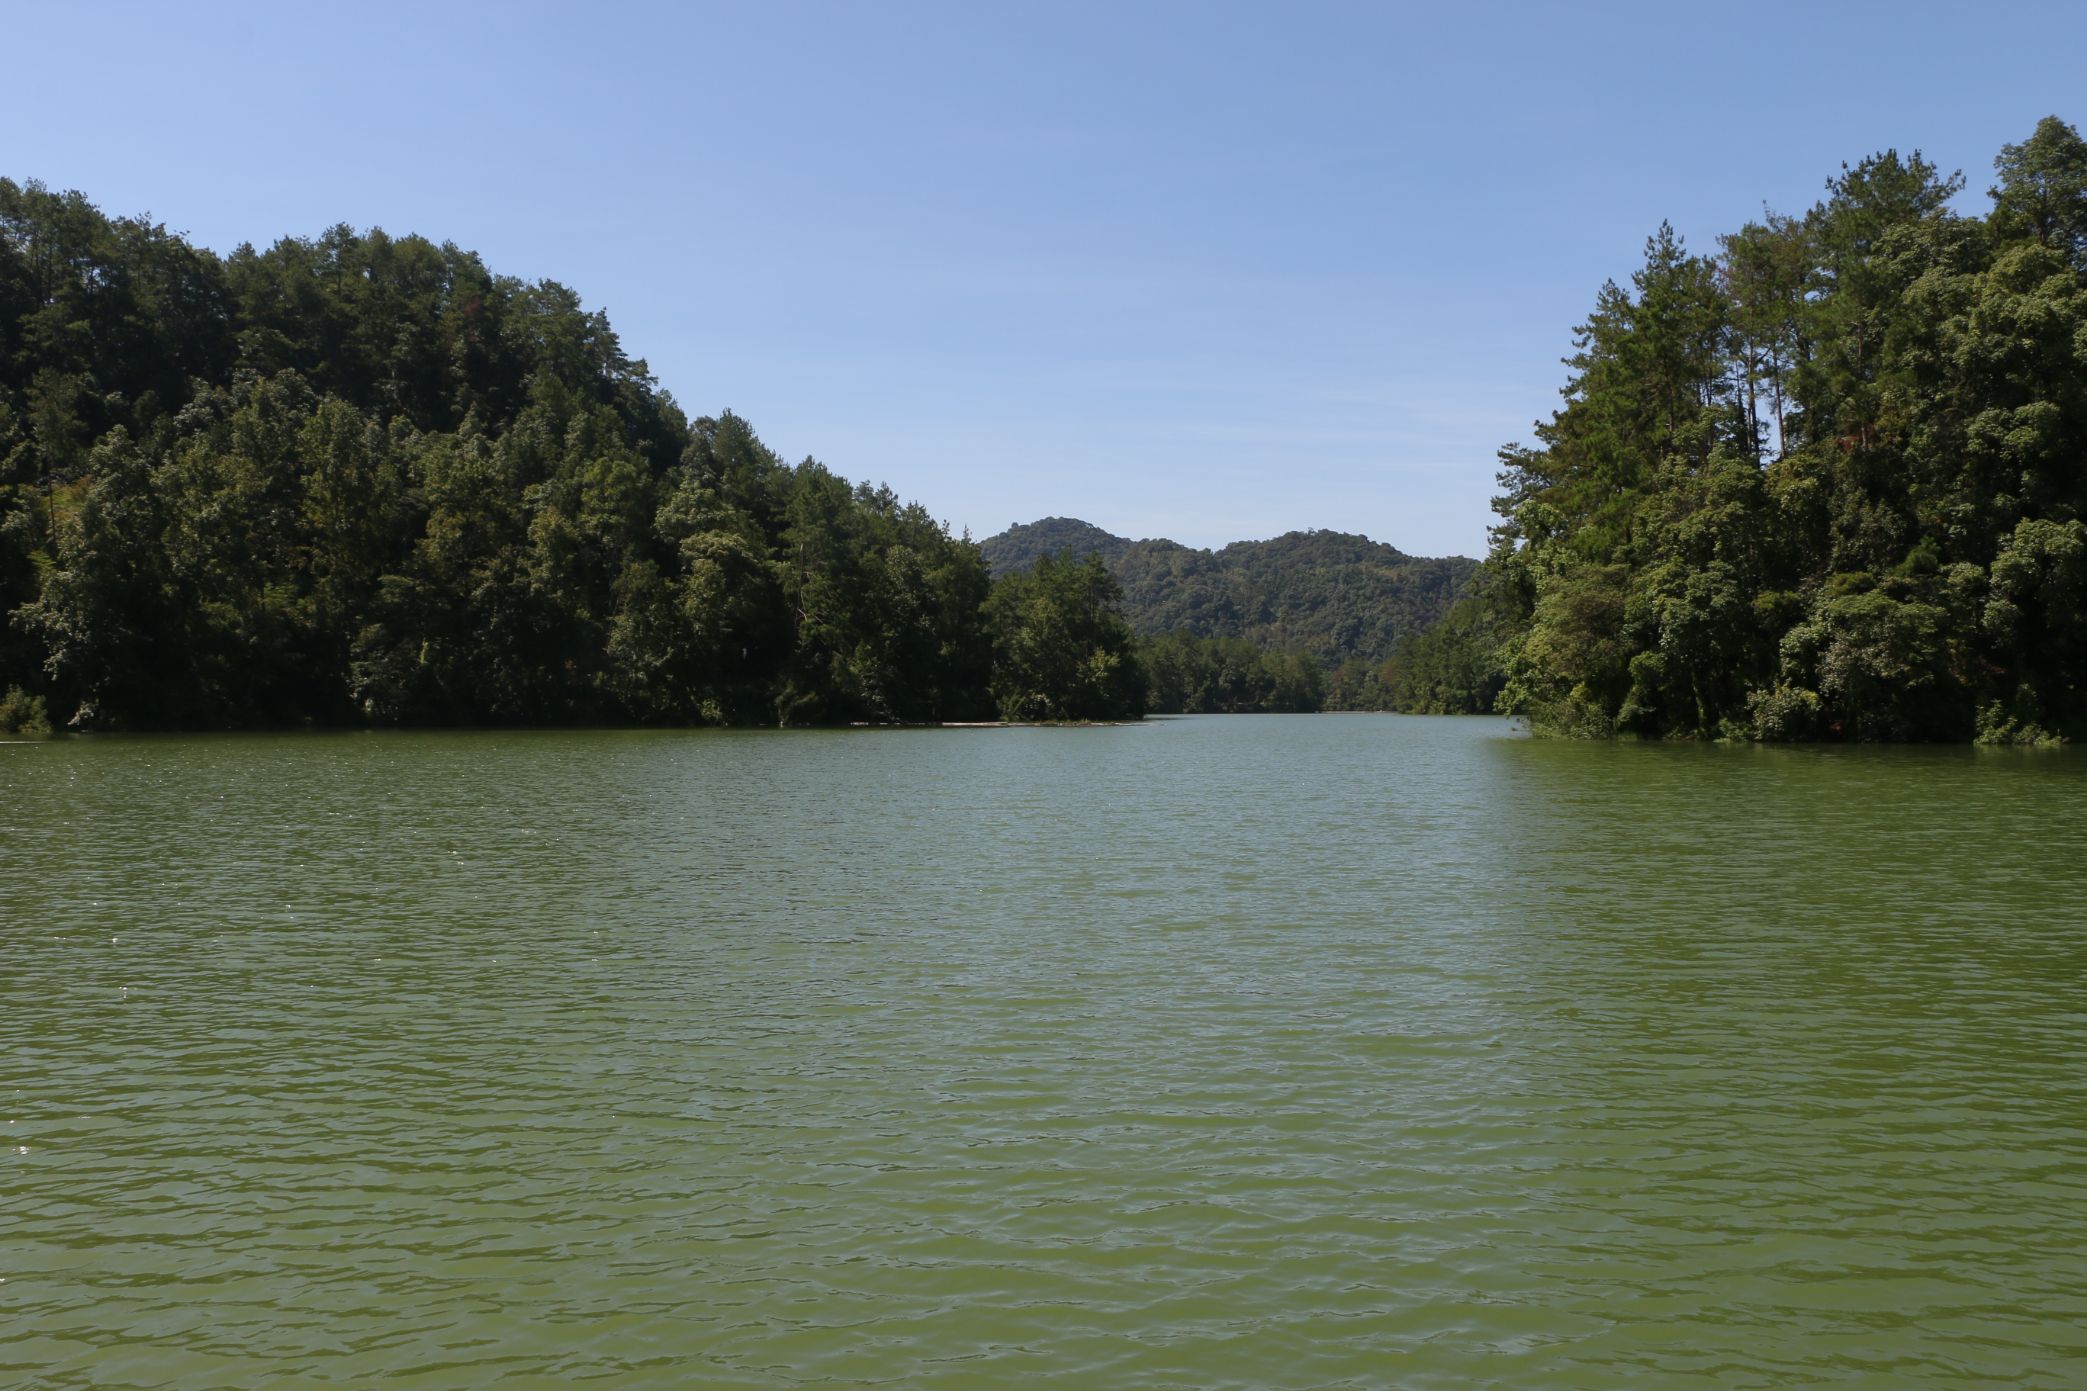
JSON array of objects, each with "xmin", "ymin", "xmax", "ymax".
[{"xmin": 9, "ymin": 2, "xmax": 2086, "ymax": 556}]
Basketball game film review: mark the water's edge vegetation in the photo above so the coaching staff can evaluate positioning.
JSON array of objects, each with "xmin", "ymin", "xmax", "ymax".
[
  {"xmin": 0, "ymin": 177, "xmax": 1168, "ymax": 731},
  {"xmin": 4, "ymin": 113, "xmax": 2084, "ymax": 740},
  {"xmin": 0, "ymin": 178, "xmax": 1470, "ymax": 733},
  {"xmin": 1445, "ymin": 116, "xmax": 2087, "ymax": 744}
]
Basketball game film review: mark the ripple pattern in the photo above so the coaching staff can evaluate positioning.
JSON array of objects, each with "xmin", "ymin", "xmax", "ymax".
[{"xmin": 3, "ymin": 718, "xmax": 2085, "ymax": 1387}]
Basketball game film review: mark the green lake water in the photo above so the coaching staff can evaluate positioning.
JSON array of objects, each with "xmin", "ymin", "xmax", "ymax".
[{"xmin": 3, "ymin": 714, "xmax": 2084, "ymax": 1388}]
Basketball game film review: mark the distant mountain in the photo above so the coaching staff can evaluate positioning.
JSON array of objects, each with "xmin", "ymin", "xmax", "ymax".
[
  {"xmin": 980, "ymin": 518, "xmax": 1478, "ymax": 662},
  {"xmin": 979, "ymin": 517, "xmax": 1136, "ymax": 572}
]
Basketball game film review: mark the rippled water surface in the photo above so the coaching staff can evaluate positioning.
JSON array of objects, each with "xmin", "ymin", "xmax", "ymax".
[{"xmin": 4, "ymin": 716, "xmax": 2086, "ymax": 1387}]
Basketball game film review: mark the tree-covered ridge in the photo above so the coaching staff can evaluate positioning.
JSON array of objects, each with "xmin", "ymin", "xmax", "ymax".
[
  {"xmin": 978, "ymin": 517, "xmax": 1134, "ymax": 574},
  {"xmin": 982, "ymin": 519, "xmax": 1477, "ymax": 663},
  {"xmin": 1475, "ymin": 116, "xmax": 2087, "ymax": 742},
  {"xmin": 0, "ymin": 180, "xmax": 1144, "ymax": 728}
]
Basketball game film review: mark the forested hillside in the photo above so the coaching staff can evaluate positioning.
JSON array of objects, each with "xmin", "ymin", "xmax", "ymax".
[
  {"xmin": 0, "ymin": 181, "xmax": 1144, "ymax": 729},
  {"xmin": 1430, "ymin": 115, "xmax": 2087, "ymax": 743},
  {"xmin": 22, "ymin": 115, "xmax": 2069, "ymax": 740},
  {"xmin": 982, "ymin": 519, "xmax": 1476, "ymax": 663},
  {"xmin": 978, "ymin": 517, "xmax": 1133, "ymax": 574}
]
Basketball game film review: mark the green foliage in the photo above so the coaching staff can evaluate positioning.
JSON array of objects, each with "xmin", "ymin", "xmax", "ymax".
[
  {"xmin": 0, "ymin": 180, "xmax": 1070, "ymax": 729},
  {"xmin": 1991, "ymin": 116, "xmax": 2087, "ymax": 260},
  {"xmin": 1378, "ymin": 589, "xmax": 1509, "ymax": 715},
  {"xmin": 979, "ymin": 517, "xmax": 1133, "ymax": 573},
  {"xmin": 983, "ymin": 554, "xmax": 1145, "ymax": 721},
  {"xmin": 1140, "ymin": 633, "xmax": 1323, "ymax": 713},
  {"xmin": 0, "ymin": 684, "xmax": 49, "ymax": 735},
  {"xmin": 983, "ymin": 520, "xmax": 1476, "ymax": 664},
  {"xmin": 1320, "ymin": 578, "xmax": 1513, "ymax": 716},
  {"xmin": 1486, "ymin": 117, "xmax": 2087, "ymax": 742}
]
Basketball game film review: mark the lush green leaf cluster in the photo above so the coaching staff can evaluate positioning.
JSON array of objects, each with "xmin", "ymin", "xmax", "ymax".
[
  {"xmin": 0, "ymin": 181, "xmax": 1147, "ymax": 728},
  {"xmin": 982, "ymin": 553, "xmax": 1147, "ymax": 721},
  {"xmin": 1321, "ymin": 583, "xmax": 1512, "ymax": 715},
  {"xmin": 1140, "ymin": 632, "xmax": 1323, "ymax": 714},
  {"xmin": 0, "ymin": 683, "xmax": 49, "ymax": 735},
  {"xmin": 1487, "ymin": 117, "xmax": 2087, "ymax": 742},
  {"xmin": 982, "ymin": 519, "xmax": 1476, "ymax": 663}
]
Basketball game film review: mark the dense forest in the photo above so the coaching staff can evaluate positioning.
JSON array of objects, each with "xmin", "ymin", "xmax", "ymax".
[
  {"xmin": 17, "ymin": 117, "xmax": 2077, "ymax": 741},
  {"xmin": 1409, "ymin": 115, "xmax": 2087, "ymax": 742},
  {"xmin": 981, "ymin": 518, "xmax": 1482, "ymax": 716},
  {"xmin": 982, "ymin": 518, "xmax": 1476, "ymax": 664},
  {"xmin": 1139, "ymin": 632, "xmax": 1325, "ymax": 714},
  {"xmin": 0, "ymin": 180, "xmax": 1152, "ymax": 730}
]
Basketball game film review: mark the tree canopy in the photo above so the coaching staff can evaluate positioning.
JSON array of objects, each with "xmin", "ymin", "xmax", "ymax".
[
  {"xmin": 984, "ymin": 554, "xmax": 1147, "ymax": 721},
  {"xmin": 22, "ymin": 115, "xmax": 2078, "ymax": 742},
  {"xmin": 0, "ymin": 181, "xmax": 1142, "ymax": 728},
  {"xmin": 982, "ymin": 519, "xmax": 1476, "ymax": 664},
  {"xmin": 1453, "ymin": 116, "xmax": 2087, "ymax": 742}
]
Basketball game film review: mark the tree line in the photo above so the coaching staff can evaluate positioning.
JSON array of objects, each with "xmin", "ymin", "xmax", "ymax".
[
  {"xmin": 31, "ymin": 107, "xmax": 2064, "ymax": 744},
  {"xmin": 1407, "ymin": 115, "xmax": 2087, "ymax": 742},
  {"xmin": 0, "ymin": 180, "xmax": 1151, "ymax": 730}
]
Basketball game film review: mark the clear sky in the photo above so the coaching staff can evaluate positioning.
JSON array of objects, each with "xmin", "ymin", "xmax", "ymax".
[{"xmin": 8, "ymin": 2, "xmax": 2085, "ymax": 556}]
